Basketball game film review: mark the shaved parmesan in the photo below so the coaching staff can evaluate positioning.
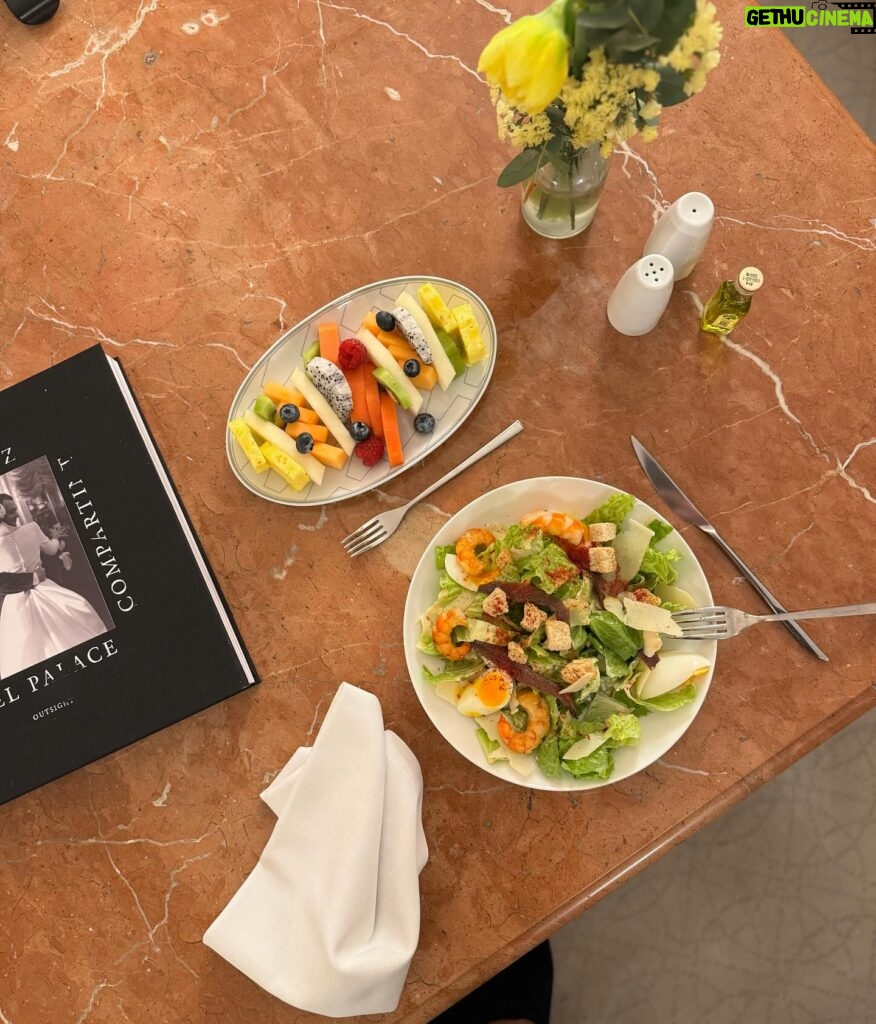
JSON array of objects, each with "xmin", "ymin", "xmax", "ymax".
[
  {"xmin": 622, "ymin": 598, "xmax": 682, "ymax": 636},
  {"xmin": 562, "ymin": 731, "xmax": 607, "ymax": 761},
  {"xmin": 637, "ymin": 652, "xmax": 711, "ymax": 700}
]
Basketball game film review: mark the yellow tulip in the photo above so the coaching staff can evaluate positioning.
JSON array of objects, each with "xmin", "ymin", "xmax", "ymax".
[{"xmin": 478, "ymin": 0, "xmax": 569, "ymax": 115}]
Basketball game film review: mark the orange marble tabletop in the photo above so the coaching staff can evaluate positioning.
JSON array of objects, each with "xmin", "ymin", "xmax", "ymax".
[{"xmin": 1, "ymin": 2, "xmax": 874, "ymax": 1022}]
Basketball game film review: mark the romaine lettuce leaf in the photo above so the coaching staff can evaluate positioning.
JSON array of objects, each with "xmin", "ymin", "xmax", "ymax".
[
  {"xmin": 435, "ymin": 544, "xmax": 456, "ymax": 570},
  {"xmin": 536, "ymin": 733, "xmax": 562, "ymax": 778},
  {"xmin": 422, "ymin": 660, "xmax": 482, "ymax": 686},
  {"xmin": 515, "ymin": 542, "xmax": 577, "ymax": 594},
  {"xmin": 525, "ymin": 642, "xmax": 567, "ymax": 675},
  {"xmin": 417, "ymin": 629, "xmax": 440, "ymax": 656},
  {"xmin": 589, "ymin": 634, "xmax": 631, "ymax": 679},
  {"xmin": 627, "ymin": 681, "xmax": 697, "ymax": 712},
  {"xmin": 604, "ymin": 713, "xmax": 641, "ymax": 747},
  {"xmin": 647, "ymin": 518, "xmax": 674, "ymax": 543},
  {"xmin": 639, "ymin": 546, "xmax": 682, "ymax": 586},
  {"xmin": 561, "ymin": 744, "xmax": 615, "ymax": 779},
  {"xmin": 583, "ymin": 492, "xmax": 635, "ymax": 527},
  {"xmin": 588, "ymin": 610, "xmax": 643, "ymax": 661}
]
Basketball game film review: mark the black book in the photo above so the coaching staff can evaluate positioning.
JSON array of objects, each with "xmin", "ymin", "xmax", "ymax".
[{"xmin": 0, "ymin": 345, "xmax": 257, "ymax": 804}]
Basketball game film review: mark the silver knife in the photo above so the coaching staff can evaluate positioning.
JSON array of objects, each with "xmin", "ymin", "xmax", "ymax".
[{"xmin": 630, "ymin": 435, "xmax": 829, "ymax": 662}]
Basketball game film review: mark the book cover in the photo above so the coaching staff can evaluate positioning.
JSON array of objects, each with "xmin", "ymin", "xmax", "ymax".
[{"xmin": 0, "ymin": 345, "xmax": 257, "ymax": 804}]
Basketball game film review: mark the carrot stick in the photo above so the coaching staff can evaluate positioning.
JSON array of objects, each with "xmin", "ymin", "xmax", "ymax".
[
  {"xmin": 363, "ymin": 364, "xmax": 383, "ymax": 438},
  {"xmin": 380, "ymin": 391, "xmax": 404, "ymax": 467},
  {"xmin": 348, "ymin": 365, "xmax": 370, "ymax": 426},
  {"xmin": 318, "ymin": 323, "xmax": 341, "ymax": 363}
]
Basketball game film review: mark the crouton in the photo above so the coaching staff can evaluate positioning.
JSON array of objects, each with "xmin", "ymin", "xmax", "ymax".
[
  {"xmin": 507, "ymin": 641, "xmax": 528, "ymax": 664},
  {"xmin": 560, "ymin": 658, "xmax": 599, "ymax": 686},
  {"xmin": 520, "ymin": 602, "xmax": 547, "ymax": 632},
  {"xmin": 632, "ymin": 587, "xmax": 661, "ymax": 606},
  {"xmin": 588, "ymin": 545, "xmax": 618, "ymax": 574},
  {"xmin": 481, "ymin": 587, "xmax": 509, "ymax": 618},
  {"xmin": 544, "ymin": 618, "xmax": 572, "ymax": 652},
  {"xmin": 587, "ymin": 522, "xmax": 617, "ymax": 543}
]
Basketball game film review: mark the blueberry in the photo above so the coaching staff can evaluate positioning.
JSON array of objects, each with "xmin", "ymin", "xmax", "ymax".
[
  {"xmin": 279, "ymin": 403, "xmax": 300, "ymax": 424},
  {"xmin": 295, "ymin": 432, "xmax": 315, "ymax": 454},
  {"xmin": 348, "ymin": 420, "xmax": 371, "ymax": 442},
  {"xmin": 413, "ymin": 413, "xmax": 435, "ymax": 434},
  {"xmin": 403, "ymin": 359, "xmax": 421, "ymax": 378},
  {"xmin": 375, "ymin": 310, "xmax": 396, "ymax": 332}
]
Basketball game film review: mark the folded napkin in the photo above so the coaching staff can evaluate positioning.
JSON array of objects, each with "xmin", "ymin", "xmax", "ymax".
[{"xmin": 203, "ymin": 682, "xmax": 428, "ymax": 1017}]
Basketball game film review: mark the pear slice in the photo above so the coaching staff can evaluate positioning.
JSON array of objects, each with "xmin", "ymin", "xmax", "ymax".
[
  {"xmin": 396, "ymin": 292, "xmax": 456, "ymax": 391},
  {"xmin": 355, "ymin": 327, "xmax": 423, "ymax": 413}
]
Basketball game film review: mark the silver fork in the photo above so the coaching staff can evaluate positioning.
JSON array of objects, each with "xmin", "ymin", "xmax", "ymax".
[
  {"xmin": 672, "ymin": 602, "xmax": 876, "ymax": 640},
  {"xmin": 342, "ymin": 420, "xmax": 524, "ymax": 557}
]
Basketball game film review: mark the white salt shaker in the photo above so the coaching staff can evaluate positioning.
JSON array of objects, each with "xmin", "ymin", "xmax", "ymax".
[
  {"xmin": 607, "ymin": 254, "xmax": 675, "ymax": 336},
  {"xmin": 643, "ymin": 192, "xmax": 714, "ymax": 280}
]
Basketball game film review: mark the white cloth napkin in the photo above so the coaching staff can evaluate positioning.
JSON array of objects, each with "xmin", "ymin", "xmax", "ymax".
[{"xmin": 203, "ymin": 682, "xmax": 428, "ymax": 1017}]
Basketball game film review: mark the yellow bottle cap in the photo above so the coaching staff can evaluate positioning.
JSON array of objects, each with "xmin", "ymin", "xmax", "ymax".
[{"xmin": 737, "ymin": 267, "xmax": 764, "ymax": 293}]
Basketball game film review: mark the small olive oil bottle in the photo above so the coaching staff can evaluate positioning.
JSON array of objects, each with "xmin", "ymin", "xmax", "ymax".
[{"xmin": 700, "ymin": 267, "xmax": 764, "ymax": 335}]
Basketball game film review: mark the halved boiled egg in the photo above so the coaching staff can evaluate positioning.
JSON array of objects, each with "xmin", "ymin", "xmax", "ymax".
[
  {"xmin": 456, "ymin": 669, "xmax": 513, "ymax": 717},
  {"xmin": 636, "ymin": 652, "xmax": 711, "ymax": 700},
  {"xmin": 444, "ymin": 553, "xmax": 480, "ymax": 592}
]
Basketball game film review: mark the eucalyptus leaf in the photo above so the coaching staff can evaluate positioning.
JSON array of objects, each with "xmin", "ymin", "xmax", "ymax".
[
  {"xmin": 576, "ymin": 8, "xmax": 630, "ymax": 29},
  {"xmin": 653, "ymin": 0, "xmax": 696, "ymax": 54},
  {"xmin": 653, "ymin": 64, "xmax": 688, "ymax": 106},
  {"xmin": 606, "ymin": 28, "xmax": 661, "ymax": 56},
  {"xmin": 497, "ymin": 148, "xmax": 542, "ymax": 188},
  {"xmin": 630, "ymin": 0, "xmax": 665, "ymax": 31}
]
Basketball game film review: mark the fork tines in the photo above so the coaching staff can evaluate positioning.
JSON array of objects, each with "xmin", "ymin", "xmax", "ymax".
[
  {"xmin": 342, "ymin": 520, "xmax": 388, "ymax": 557},
  {"xmin": 671, "ymin": 607, "xmax": 731, "ymax": 639}
]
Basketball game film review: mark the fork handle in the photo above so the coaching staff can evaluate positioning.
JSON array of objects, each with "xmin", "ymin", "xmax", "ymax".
[
  {"xmin": 400, "ymin": 421, "xmax": 524, "ymax": 514},
  {"xmin": 702, "ymin": 526, "xmax": 829, "ymax": 661},
  {"xmin": 757, "ymin": 602, "xmax": 876, "ymax": 623}
]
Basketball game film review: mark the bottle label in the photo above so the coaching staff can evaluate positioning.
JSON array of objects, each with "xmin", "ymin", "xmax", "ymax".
[{"xmin": 711, "ymin": 313, "xmax": 739, "ymax": 332}]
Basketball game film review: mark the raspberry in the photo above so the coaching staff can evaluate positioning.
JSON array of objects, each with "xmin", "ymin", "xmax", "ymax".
[
  {"xmin": 354, "ymin": 436, "xmax": 385, "ymax": 467},
  {"xmin": 338, "ymin": 338, "xmax": 366, "ymax": 371}
]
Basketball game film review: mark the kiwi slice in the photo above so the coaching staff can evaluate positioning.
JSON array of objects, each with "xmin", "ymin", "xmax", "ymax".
[{"xmin": 372, "ymin": 367, "xmax": 412, "ymax": 410}]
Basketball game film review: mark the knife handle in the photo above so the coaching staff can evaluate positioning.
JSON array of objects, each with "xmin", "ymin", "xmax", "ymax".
[{"xmin": 702, "ymin": 525, "xmax": 829, "ymax": 661}]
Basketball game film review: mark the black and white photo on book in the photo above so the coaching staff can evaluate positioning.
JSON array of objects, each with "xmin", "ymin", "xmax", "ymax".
[
  {"xmin": 0, "ymin": 456, "xmax": 114, "ymax": 680},
  {"xmin": 0, "ymin": 344, "xmax": 257, "ymax": 804}
]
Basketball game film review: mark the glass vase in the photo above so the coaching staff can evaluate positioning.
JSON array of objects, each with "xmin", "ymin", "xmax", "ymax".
[{"xmin": 521, "ymin": 144, "xmax": 610, "ymax": 239}]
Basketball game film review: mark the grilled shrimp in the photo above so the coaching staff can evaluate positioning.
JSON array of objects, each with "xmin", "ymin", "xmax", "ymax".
[
  {"xmin": 432, "ymin": 608, "xmax": 471, "ymax": 661},
  {"xmin": 455, "ymin": 528, "xmax": 496, "ymax": 579},
  {"xmin": 520, "ymin": 509, "xmax": 590, "ymax": 546},
  {"xmin": 497, "ymin": 688, "xmax": 550, "ymax": 754}
]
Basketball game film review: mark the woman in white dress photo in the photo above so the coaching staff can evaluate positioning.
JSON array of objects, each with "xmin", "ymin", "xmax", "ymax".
[{"xmin": 0, "ymin": 493, "xmax": 107, "ymax": 679}]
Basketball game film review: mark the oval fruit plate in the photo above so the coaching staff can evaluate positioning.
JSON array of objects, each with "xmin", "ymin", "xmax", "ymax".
[
  {"xmin": 403, "ymin": 477, "xmax": 717, "ymax": 791},
  {"xmin": 226, "ymin": 276, "xmax": 497, "ymax": 506}
]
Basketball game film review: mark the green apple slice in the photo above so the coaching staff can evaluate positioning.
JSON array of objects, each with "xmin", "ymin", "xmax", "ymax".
[
  {"xmin": 355, "ymin": 327, "xmax": 423, "ymax": 413},
  {"xmin": 373, "ymin": 367, "xmax": 413, "ymax": 409},
  {"xmin": 243, "ymin": 409, "xmax": 324, "ymax": 485},
  {"xmin": 396, "ymin": 291, "xmax": 456, "ymax": 391}
]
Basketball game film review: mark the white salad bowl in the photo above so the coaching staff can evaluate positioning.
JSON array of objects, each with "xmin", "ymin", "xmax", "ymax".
[
  {"xmin": 226, "ymin": 275, "xmax": 497, "ymax": 506},
  {"xmin": 403, "ymin": 476, "xmax": 717, "ymax": 791}
]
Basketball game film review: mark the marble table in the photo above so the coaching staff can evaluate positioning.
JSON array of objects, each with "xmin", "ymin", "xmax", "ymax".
[{"xmin": 1, "ymin": 2, "xmax": 874, "ymax": 1022}]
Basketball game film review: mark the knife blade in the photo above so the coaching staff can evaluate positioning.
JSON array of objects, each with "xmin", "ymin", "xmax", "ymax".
[{"xmin": 630, "ymin": 436, "xmax": 829, "ymax": 662}]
